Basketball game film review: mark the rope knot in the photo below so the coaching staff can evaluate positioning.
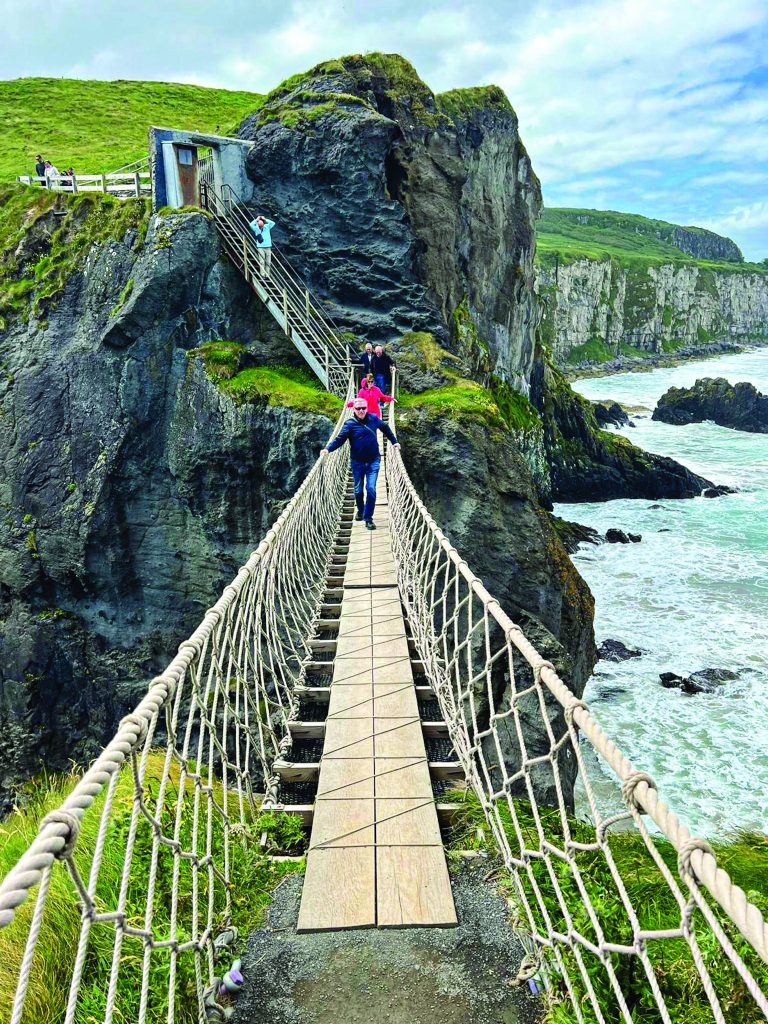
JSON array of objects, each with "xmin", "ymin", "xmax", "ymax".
[
  {"xmin": 41, "ymin": 809, "xmax": 80, "ymax": 860},
  {"xmin": 677, "ymin": 838, "xmax": 714, "ymax": 884},
  {"xmin": 119, "ymin": 711, "xmax": 149, "ymax": 748},
  {"xmin": 508, "ymin": 951, "xmax": 541, "ymax": 987},
  {"xmin": 533, "ymin": 659, "xmax": 556, "ymax": 685},
  {"xmin": 621, "ymin": 771, "xmax": 656, "ymax": 811},
  {"xmin": 564, "ymin": 699, "xmax": 588, "ymax": 727}
]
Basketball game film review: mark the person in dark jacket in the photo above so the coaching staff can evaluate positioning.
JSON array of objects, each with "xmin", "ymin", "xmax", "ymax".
[
  {"xmin": 34, "ymin": 155, "xmax": 46, "ymax": 181},
  {"xmin": 358, "ymin": 343, "xmax": 374, "ymax": 375},
  {"xmin": 321, "ymin": 397, "xmax": 400, "ymax": 529},
  {"xmin": 371, "ymin": 345, "xmax": 395, "ymax": 393}
]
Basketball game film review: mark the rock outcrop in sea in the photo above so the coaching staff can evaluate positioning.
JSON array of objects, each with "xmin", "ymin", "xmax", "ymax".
[{"xmin": 653, "ymin": 377, "xmax": 768, "ymax": 433}]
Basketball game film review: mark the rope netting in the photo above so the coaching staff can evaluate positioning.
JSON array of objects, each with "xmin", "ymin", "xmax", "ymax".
[
  {"xmin": 0, "ymin": 382, "xmax": 352, "ymax": 1024},
  {"xmin": 385, "ymin": 402, "xmax": 768, "ymax": 1023}
]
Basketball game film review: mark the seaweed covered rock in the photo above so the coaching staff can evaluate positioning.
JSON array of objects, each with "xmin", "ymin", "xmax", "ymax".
[
  {"xmin": 653, "ymin": 377, "xmax": 768, "ymax": 433},
  {"xmin": 536, "ymin": 360, "xmax": 714, "ymax": 501},
  {"xmin": 237, "ymin": 53, "xmax": 541, "ymax": 388}
]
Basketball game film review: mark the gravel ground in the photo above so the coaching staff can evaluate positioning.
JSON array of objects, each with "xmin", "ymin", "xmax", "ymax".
[{"xmin": 229, "ymin": 857, "xmax": 545, "ymax": 1024}]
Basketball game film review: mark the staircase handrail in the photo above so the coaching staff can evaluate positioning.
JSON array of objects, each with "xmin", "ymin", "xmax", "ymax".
[
  {"xmin": 204, "ymin": 185, "xmax": 350, "ymax": 375},
  {"xmin": 217, "ymin": 184, "xmax": 356, "ymax": 364}
]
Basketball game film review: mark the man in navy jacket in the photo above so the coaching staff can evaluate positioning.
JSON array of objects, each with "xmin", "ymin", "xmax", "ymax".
[{"xmin": 321, "ymin": 397, "xmax": 400, "ymax": 530}]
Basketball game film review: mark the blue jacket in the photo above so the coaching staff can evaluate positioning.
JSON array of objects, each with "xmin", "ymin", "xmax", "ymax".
[
  {"xmin": 325, "ymin": 413, "xmax": 397, "ymax": 463},
  {"xmin": 249, "ymin": 218, "xmax": 275, "ymax": 248}
]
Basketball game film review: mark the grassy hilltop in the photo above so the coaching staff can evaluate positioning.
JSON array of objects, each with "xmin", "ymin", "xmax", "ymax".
[
  {"xmin": 0, "ymin": 78, "xmax": 264, "ymax": 180},
  {"xmin": 536, "ymin": 207, "xmax": 767, "ymax": 273}
]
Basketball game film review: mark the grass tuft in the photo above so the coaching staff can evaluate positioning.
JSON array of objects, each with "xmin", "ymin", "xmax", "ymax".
[
  {"xmin": 0, "ymin": 757, "xmax": 303, "ymax": 1023},
  {"xmin": 443, "ymin": 788, "xmax": 768, "ymax": 1023}
]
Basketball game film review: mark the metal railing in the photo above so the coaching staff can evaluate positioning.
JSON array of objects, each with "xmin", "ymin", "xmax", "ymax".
[{"xmin": 202, "ymin": 182, "xmax": 352, "ymax": 397}]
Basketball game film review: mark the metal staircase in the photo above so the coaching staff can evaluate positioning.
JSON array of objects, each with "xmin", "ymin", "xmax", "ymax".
[{"xmin": 201, "ymin": 182, "xmax": 352, "ymax": 396}]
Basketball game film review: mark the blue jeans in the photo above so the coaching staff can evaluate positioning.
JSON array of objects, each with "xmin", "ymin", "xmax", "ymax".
[
  {"xmin": 374, "ymin": 374, "xmax": 387, "ymax": 393},
  {"xmin": 351, "ymin": 457, "xmax": 381, "ymax": 520}
]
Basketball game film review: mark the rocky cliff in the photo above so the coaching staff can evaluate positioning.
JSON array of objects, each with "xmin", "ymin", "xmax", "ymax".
[
  {"xmin": 237, "ymin": 54, "xmax": 541, "ymax": 390},
  {"xmin": 539, "ymin": 258, "xmax": 768, "ymax": 370},
  {"xmin": 0, "ymin": 191, "xmax": 331, "ymax": 805},
  {"xmin": 653, "ymin": 377, "xmax": 768, "ymax": 433}
]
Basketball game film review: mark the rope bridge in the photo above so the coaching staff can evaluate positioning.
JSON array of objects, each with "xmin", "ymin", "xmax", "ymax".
[{"xmin": 0, "ymin": 375, "xmax": 766, "ymax": 1023}]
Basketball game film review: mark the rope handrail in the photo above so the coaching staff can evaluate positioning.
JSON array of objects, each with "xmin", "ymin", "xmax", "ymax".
[{"xmin": 385, "ymin": 383, "xmax": 768, "ymax": 1019}]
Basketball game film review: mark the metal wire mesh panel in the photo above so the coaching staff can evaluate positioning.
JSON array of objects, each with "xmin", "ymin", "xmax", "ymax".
[
  {"xmin": 385, "ymin": 406, "xmax": 768, "ymax": 1024},
  {"xmin": 0, "ymin": 385, "xmax": 352, "ymax": 1024}
]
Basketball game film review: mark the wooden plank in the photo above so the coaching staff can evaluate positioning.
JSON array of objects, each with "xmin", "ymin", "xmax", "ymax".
[
  {"xmin": 376, "ymin": 847, "xmax": 457, "ymax": 928},
  {"xmin": 376, "ymin": 798, "xmax": 442, "ymax": 845},
  {"xmin": 309, "ymin": 798, "xmax": 375, "ymax": 848},
  {"xmin": 297, "ymin": 848, "xmax": 376, "ymax": 932},
  {"xmin": 374, "ymin": 757, "xmax": 433, "ymax": 798}
]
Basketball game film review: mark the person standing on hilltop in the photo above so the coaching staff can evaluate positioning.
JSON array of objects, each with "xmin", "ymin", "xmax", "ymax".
[
  {"xmin": 345, "ymin": 373, "xmax": 395, "ymax": 418},
  {"xmin": 249, "ymin": 214, "xmax": 275, "ymax": 279},
  {"xmin": 321, "ymin": 397, "xmax": 400, "ymax": 530},
  {"xmin": 44, "ymin": 160, "xmax": 59, "ymax": 187},
  {"xmin": 34, "ymin": 155, "xmax": 46, "ymax": 182},
  {"xmin": 371, "ymin": 344, "xmax": 395, "ymax": 394}
]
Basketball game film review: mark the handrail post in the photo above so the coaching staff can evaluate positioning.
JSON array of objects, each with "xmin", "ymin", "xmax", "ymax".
[
  {"xmin": 283, "ymin": 287, "xmax": 289, "ymax": 330},
  {"xmin": 305, "ymin": 289, "xmax": 311, "ymax": 322},
  {"xmin": 325, "ymin": 345, "xmax": 330, "ymax": 389},
  {"xmin": 242, "ymin": 236, "xmax": 248, "ymax": 280}
]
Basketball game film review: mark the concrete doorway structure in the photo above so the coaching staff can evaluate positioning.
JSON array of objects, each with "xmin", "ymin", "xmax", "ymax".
[{"xmin": 148, "ymin": 127, "xmax": 252, "ymax": 210}]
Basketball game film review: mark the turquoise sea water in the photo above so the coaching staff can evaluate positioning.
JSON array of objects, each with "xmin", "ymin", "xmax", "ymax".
[{"xmin": 556, "ymin": 349, "xmax": 768, "ymax": 838}]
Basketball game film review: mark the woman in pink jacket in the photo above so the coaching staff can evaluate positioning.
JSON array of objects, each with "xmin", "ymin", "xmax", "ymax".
[{"xmin": 346, "ymin": 373, "xmax": 394, "ymax": 419}]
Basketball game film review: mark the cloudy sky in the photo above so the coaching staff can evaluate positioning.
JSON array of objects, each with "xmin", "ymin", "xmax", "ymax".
[{"xmin": 3, "ymin": 0, "xmax": 767, "ymax": 259}]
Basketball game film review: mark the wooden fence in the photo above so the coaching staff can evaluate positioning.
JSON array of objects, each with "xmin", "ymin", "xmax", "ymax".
[{"xmin": 17, "ymin": 171, "xmax": 151, "ymax": 198}]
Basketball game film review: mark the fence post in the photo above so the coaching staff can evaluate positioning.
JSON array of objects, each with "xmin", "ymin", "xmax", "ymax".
[
  {"xmin": 101, "ymin": 174, "xmax": 107, "ymax": 195},
  {"xmin": 134, "ymin": 171, "xmax": 141, "ymax": 197},
  {"xmin": 325, "ymin": 345, "xmax": 330, "ymax": 389},
  {"xmin": 242, "ymin": 237, "xmax": 248, "ymax": 280},
  {"xmin": 71, "ymin": 175, "xmax": 78, "ymax": 194},
  {"xmin": 283, "ymin": 287, "xmax": 289, "ymax": 330},
  {"xmin": 305, "ymin": 289, "xmax": 311, "ymax": 321}
]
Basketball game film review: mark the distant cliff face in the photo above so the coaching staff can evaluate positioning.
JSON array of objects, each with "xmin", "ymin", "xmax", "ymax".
[
  {"xmin": 539, "ymin": 259, "xmax": 768, "ymax": 368},
  {"xmin": 238, "ymin": 55, "xmax": 541, "ymax": 389},
  {"xmin": 671, "ymin": 226, "xmax": 742, "ymax": 263}
]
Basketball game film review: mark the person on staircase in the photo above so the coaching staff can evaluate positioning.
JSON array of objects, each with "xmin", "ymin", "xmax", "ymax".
[
  {"xmin": 249, "ymin": 214, "xmax": 275, "ymax": 278},
  {"xmin": 357, "ymin": 342, "xmax": 374, "ymax": 381},
  {"xmin": 371, "ymin": 344, "xmax": 395, "ymax": 394},
  {"xmin": 321, "ymin": 397, "xmax": 400, "ymax": 530},
  {"xmin": 345, "ymin": 373, "xmax": 395, "ymax": 419}
]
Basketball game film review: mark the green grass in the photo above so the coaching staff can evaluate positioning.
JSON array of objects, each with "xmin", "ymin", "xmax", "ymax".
[
  {"xmin": 398, "ymin": 377, "xmax": 540, "ymax": 434},
  {"xmin": 436, "ymin": 85, "xmax": 514, "ymax": 121},
  {"xmin": 203, "ymin": 361, "xmax": 343, "ymax": 418},
  {"xmin": 0, "ymin": 78, "xmax": 264, "ymax": 182},
  {"xmin": 0, "ymin": 183, "xmax": 150, "ymax": 329},
  {"xmin": 0, "ymin": 756, "xmax": 303, "ymax": 1023},
  {"xmin": 536, "ymin": 208, "xmax": 767, "ymax": 274},
  {"xmin": 443, "ymin": 788, "xmax": 768, "ymax": 1023}
]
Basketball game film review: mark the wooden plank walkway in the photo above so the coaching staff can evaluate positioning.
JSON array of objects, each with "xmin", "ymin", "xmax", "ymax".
[{"xmin": 297, "ymin": 466, "xmax": 457, "ymax": 932}]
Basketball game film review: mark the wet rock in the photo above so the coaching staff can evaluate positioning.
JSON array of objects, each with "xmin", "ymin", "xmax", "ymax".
[
  {"xmin": 592, "ymin": 400, "xmax": 629, "ymax": 428},
  {"xmin": 549, "ymin": 515, "xmax": 601, "ymax": 553},
  {"xmin": 653, "ymin": 377, "xmax": 768, "ymax": 433},
  {"xmin": 598, "ymin": 639, "xmax": 644, "ymax": 662},
  {"xmin": 605, "ymin": 528, "xmax": 642, "ymax": 544},
  {"xmin": 702, "ymin": 485, "xmax": 737, "ymax": 498},
  {"xmin": 659, "ymin": 668, "xmax": 739, "ymax": 694}
]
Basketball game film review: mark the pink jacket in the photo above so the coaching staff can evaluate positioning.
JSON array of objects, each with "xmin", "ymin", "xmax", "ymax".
[{"xmin": 346, "ymin": 384, "xmax": 394, "ymax": 418}]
